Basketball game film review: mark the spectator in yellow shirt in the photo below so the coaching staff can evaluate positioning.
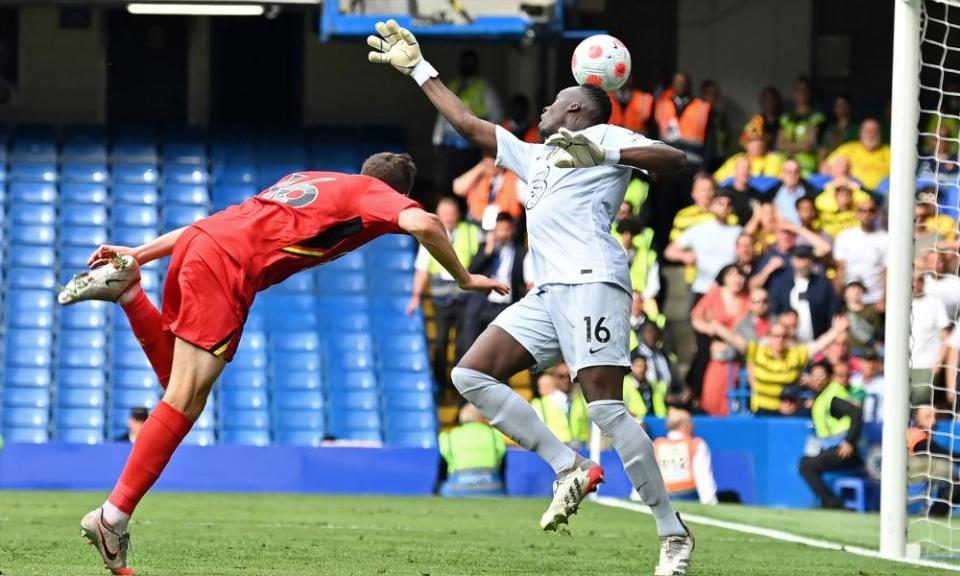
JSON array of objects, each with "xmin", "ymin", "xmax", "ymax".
[
  {"xmin": 816, "ymin": 185, "xmax": 860, "ymax": 238},
  {"xmin": 712, "ymin": 127, "xmax": 783, "ymax": 183},
  {"xmin": 826, "ymin": 118, "xmax": 891, "ymax": 191}
]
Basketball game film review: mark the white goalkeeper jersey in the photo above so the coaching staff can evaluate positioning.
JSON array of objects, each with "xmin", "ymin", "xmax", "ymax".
[{"xmin": 494, "ymin": 123, "xmax": 655, "ymax": 295}]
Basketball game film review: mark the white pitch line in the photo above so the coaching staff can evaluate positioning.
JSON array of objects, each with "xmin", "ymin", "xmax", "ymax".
[{"xmin": 594, "ymin": 496, "xmax": 960, "ymax": 573}]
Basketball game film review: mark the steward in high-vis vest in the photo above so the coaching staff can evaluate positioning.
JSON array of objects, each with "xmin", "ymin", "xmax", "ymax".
[
  {"xmin": 654, "ymin": 73, "xmax": 712, "ymax": 165},
  {"xmin": 623, "ymin": 353, "xmax": 668, "ymax": 420},
  {"xmin": 530, "ymin": 372, "xmax": 590, "ymax": 445},
  {"xmin": 614, "ymin": 217, "xmax": 663, "ymax": 327},
  {"xmin": 652, "ymin": 409, "xmax": 718, "ymax": 504},
  {"xmin": 453, "ymin": 158, "xmax": 523, "ymax": 230},
  {"xmin": 439, "ymin": 404, "xmax": 506, "ymax": 497},
  {"xmin": 609, "ymin": 85, "xmax": 655, "ymax": 136},
  {"xmin": 798, "ymin": 361, "xmax": 864, "ymax": 509}
]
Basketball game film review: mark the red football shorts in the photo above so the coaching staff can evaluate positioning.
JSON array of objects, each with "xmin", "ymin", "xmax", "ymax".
[{"xmin": 161, "ymin": 227, "xmax": 255, "ymax": 362}]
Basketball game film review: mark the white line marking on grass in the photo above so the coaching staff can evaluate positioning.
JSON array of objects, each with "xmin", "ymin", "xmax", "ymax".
[{"xmin": 594, "ymin": 496, "xmax": 960, "ymax": 573}]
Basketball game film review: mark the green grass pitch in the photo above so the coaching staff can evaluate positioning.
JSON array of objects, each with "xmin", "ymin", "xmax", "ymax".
[{"xmin": 0, "ymin": 491, "xmax": 953, "ymax": 575}]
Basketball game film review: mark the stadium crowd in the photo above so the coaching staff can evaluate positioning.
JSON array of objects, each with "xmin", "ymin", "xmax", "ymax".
[{"xmin": 411, "ymin": 54, "xmax": 960, "ymax": 506}]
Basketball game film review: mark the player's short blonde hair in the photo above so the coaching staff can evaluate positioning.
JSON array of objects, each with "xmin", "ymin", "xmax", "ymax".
[{"xmin": 361, "ymin": 152, "xmax": 417, "ymax": 196}]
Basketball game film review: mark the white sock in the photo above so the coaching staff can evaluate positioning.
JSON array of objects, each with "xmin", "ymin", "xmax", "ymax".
[
  {"xmin": 451, "ymin": 367, "xmax": 576, "ymax": 474},
  {"xmin": 101, "ymin": 501, "xmax": 131, "ymax": 530},
  {"xmin": 587, "ymin": 400, "xmax": 684, "ymax": 536},
  {"xmin": 116, "ymin": 282, "xmax": 142, "ymax": 307}
]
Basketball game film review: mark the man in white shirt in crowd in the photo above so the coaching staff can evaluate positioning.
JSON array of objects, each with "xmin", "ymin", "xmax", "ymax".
[
  {"xmin": 652, "ymin": 409, "xmax": 718, "ymax": 505},
  {"xmin": 851, "ymin": 350, "xmax": 885, "ymax": 423},
  {"xmin": 772, "ymin": 158, "xmax": 816, "ymax": 225},
  {"xmin": 921, "ymin": 249, "xmax": 960, "ymax": 321},
  {"xmin": 833, "ymin": 198, "xmax": 888, "ymax": 309},
  {"xmin": 910, "ymin": 270, "xmax": 952, "ymax": 406}
]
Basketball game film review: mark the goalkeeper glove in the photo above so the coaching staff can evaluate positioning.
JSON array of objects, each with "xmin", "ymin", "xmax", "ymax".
[
  {"xmin": 366, "ymin": 19, "xmax": 437, "ymax": 85},
  {"xmin": 544, "ymin": 127, "xmax": 621, "ymax": 168}
]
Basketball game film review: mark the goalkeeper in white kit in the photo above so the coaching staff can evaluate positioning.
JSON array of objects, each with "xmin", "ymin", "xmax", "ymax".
[{"xmin": 368, "ymin": 21, "xmax": 695, "ymax": 575}]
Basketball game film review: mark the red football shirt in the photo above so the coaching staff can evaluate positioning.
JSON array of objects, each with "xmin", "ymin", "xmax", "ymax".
[{"xmin": 192, "ymin": 172, "xmax": 421, "ymax": 292}]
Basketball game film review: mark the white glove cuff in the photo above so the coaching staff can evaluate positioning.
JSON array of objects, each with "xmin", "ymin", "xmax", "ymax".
[
  {"xmin": 602, "ymin": 147, "xmax": 621, "ymax": 166},
  {"xmin": 411, "ymin": 60, "xmax": 439, "ymax": 86}
]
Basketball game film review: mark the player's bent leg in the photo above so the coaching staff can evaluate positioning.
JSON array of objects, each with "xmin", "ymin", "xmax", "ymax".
[
  {"xmin": 82, "ymin": 338, "xmax": 225, "ymax": 575},
  {"xmin": 579, "ymin": 366, "xmax": 693, "ymax": 575},
  {"xmin": 120, "ymin": 289, "xmax": 175, "ymax": 389}
]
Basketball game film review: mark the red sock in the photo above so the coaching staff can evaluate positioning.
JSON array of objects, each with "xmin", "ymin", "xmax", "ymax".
[
  {"xmin": 122, "ymin": 289, "xmax": 175, "ymax": 389},
  {"xmin": 108, "ymin": 401, "xmax": 193, "ymax": 515}
]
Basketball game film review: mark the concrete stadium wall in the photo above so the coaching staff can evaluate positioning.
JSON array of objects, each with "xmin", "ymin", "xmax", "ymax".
[{"xmin": 677, "ymin": 0, "xmax": 813, "ymax": 137}]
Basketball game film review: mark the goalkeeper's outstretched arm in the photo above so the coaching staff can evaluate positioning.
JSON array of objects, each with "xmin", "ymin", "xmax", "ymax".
[{"xmin": 367, "ymin": 19, "xmax": 497, "ymax": 157}]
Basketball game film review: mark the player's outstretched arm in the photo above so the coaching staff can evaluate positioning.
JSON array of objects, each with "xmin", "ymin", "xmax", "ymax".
[
  {"xmin": 545, "ymin": 127, "xmax": 686, "ymax": 173},
  {"xmin": 367, "ymin": 19, "xmax": 496, "ymax": 156},
  {"xmin": 87, "ymin": 226, "xmax": 187, "ymax": 268},
  {"xmin": 398, "ymin": 208, "xmax": 509, "ymax": 295}
]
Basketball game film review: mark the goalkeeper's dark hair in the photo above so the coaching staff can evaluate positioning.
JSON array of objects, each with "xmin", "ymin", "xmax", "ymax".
[
  {"xmin": 579, "ymin": 84, "xmax": 612, "ymax": 124},
  {"xmin": 361, "ymin": 152, "xmax": 417, "ymax": 196}
]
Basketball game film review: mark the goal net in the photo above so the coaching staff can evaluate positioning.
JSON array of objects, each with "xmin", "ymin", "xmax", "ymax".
[{"xmin": 907, "ymin": 0, "xmax": 960, "ymax": 560}]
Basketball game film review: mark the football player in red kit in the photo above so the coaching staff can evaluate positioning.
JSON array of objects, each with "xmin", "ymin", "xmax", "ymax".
[{"xmin": 59, "ymin": 152, "xmax": 508, "ymax": 575}]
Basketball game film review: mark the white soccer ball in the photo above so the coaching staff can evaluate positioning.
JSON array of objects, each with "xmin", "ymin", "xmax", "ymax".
[{"xmin": 571, "ymin": 34, "xmax": 632, "ymax": 93}]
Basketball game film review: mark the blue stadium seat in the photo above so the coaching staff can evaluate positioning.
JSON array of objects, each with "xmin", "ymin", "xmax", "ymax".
[
  {"xmin": 163, "ymin": 206, "xmax": 208, "ymax": 229},
  {"xmin": 220, "ymin": 429, "xmax": 270, "ymax": 446},
  {"xmin": 7, "ymin": 289, "xmax": 55, "ymax": 310},
  {"xmin": 3, "ymin": 387, "xmax": 50, "ymax": 408},
  {"xmin": 386, "ymin": 430, "xmax": 438, "ymax": 449},
  {"xmin": 273, "ymin": 389, "xmax": 323, "ymax": 411},
  {"xmin": 368, "ymin": 271, "xmax": 414, "ymax": 294},
  {"xmin": 57, "ymin": 428, "xmax": 104, "ymax": 444},
  {"xmin": 274, "ymin": 410, "xmax": 324, "ymax": 431},
  {"xmin": 113, "ymin": 204, "xmax": 159, "ymax": 228},
  {"xmin": 113, "ymin": 163, "xmax": 158, "ymax": 185},
  {"xmin": 328, "ymin": 390, "xmax": 378, "ymax": 411},
  {"xmin": 317, "ymin": 271, "xmax": 367, "ymax": 293},
  {"xmin": 112, "ymin": 369, "xmax": 157, "ymax": 390},
  {"xmin": 10, "ymin": 204, "xmax": 55, "ymax": 225},
  {"xmin": 59, "ymin": 225, "xmax": 108, "ymax": 247},
  {"xmin": 213, "ymin": 164, "xmax": 257, "ymax": 185},
  {"xmin": 10, "ymin": 181, "xmax": 57, "ymax": 204},
  {"xmin": 163, "ymin": 184, "xmax": 209, "ymax": 206},
  {"xmin": 374, "ymin": 315, "xmax": 425, "ymax": 334},
  {"xmin": 329, "ymin": 411, "xmax": 381, "ymax": 437},
  {"xmin": 220, "ymin": 369, "xmax": 268, "ymax": 390},
  {"xmin": 322, "ymin": 251, "xmax": 365, "ymax": 272},
  {"xmin": 220, "ymin": 389, "xmax": 268, "ymax": 410},
  {"xmin": 317, "ymin": 295, "xmax": 370, "ymax": 312},
  {"xmin": 59, "ymin": 349, "xmax": 107, "ymax": 370},
  {"xmin": 113, "ymin": 349, "xmax": 151, "ymax": 370},
  {"xmin": 113, "ymin": 183, "xmax": 159, "ymax": 206},
  {"xmin": 328, "ymin": 333, "xmax": 374, "ymax": 353},
  {"xmin": 231, "ymin": 350, "xmax": 268, "ymax": 370},
  {"xmin": 56, "ymin": 408, "xmax": 104, "ymax": 429},
  {"xmin": 2, "ymin": 428, "xmax": 48, "ymax": 443},
  {"xmin": 5, "ymin": 308, "xmax": 54, "ymax": 329},
  {"xmin": 378, "ymin": 333, "xmax": 427, "ymax": 354},
  {"xmin": 380, "ymin": 352, "xmax": 430, "ymax": 373},
  {"xmin": 112, "ymin": 389, "xmax": 160, "ymax": 410},
  {"xmin": 237, "ymin": 331, "xmax": 266, "ymax": 352},
  {"xmin": 5, "ymin": 349, "xmax": 52, "ymax": 368},
  {"xmin": 269, "ymin": 332, "xmax": 320, "ymax": 353},
  {"xmin": 257, "ymin": 293, "xmax": 314, "ymax": 312},
  {"xmin": 379, "ymin": 371, "xmax": 432, "ymax": 393},
  {"xmin": 12, "ymin": 138, "xmax": 57, "ymax": 163},
  {"xmin": 61, "ymin": 182, "xmax": 108, "ymax": 204},
  {"xmin": 182, "ymin": 430, "xmax": 216, "ymax": 446},
  {"xmin": 5, "ymin": 328, "xmax": 53, "ymax": 352},
  {"xmin": 112, "ymin": 329, "xmax": 141, "ymax": 351},
  {"xmin": 62, "ymin": 142, "xmax": 108, "ymax": 164},
  {"xmin": 382, "ymin": 391, "xmax": 434, "ymax": 412},
  {"xmin": 212, "ymin": 183, "xmax": 257, "ymax": 210},
  {"xmin": 9, "ymin": 226, "xmax": 55, "ymax": 245},
  {"xmin": 60, "ymin": 246, "xmax": 93, "ymax": 269},
  {"xmin": 61, "ymin": 163, "xmax": 109, "ymax": 183},
  {"xmin": 5, "ymin": 407, "xmax": 49, "ymax": 428},
  {"xmin": 367, "ymin": 234, "xmax": 416, "ymax": 252},
  {"xmin": 369, "ymin": 296, "xmax": 409, "ymax": 316},
  {"xmin": 7, "ymin": 245, "xmax": 55, "ymax": 268},
  {"xmin": 60, "ymin": 302, "xmax": 108, "ymax": 330},
  {"xmin": 61, "ymin": 204, "xmax": 108, "ymax": 227},
  {"xmin": 9, "ymin": 163, "xmax": 56, "ymax": 183},
  {"xmin": 6, "ymin": 267, "xmax": 56, "ymax": 290},
  {"xmin": 274, "ymin": 430, "xmax": 323, "ymax": 447},
  {"xmin": 327, "ymin": 370, "xmax": 377, "ymax": 392},
  {"xmin": 328, "ymin": 351, "xmax": 373, "ymax": 371},
  {"xmin": 193, "ymin": 408, "xmax": 216, "ymax": 431},
  {"xmin": 271, "ymin": 370, "xmax": 321, "ymax": 391},
  {"xmin": 59, "ymin": 368, "xmax": 107, "ymax": 389},
  {"xmin": 272, "ymin": 351, "xmax": 321, "ymax": 372},
  {"xmin": 384, "ymin": 410, "xmax": 436, "ymax": 432},
  {"xmin": 257, "ymin": 164, "xmax": 304, "ymax": 189},
  {"xmin": 164, "ymin": 163, "xmax": 210, "ymax": 185},
  {"xmin": 369, "ymin": 250, "xmax": 416, "ymax": 272},
  {"xmin": 262, "ymin": 310, "xmax": 320, "ymax": 331},
  {"xmin": 163, "ymin": 142, "xmax": 207, "ymax": 165},
  {"xmin": 220, "ymin": 409, "xmax": 270, "ymax": 431},
  {"xmin": 113, "ymin": 141, "xmax": 158, "ymax": 164},
  {"xmin": 59, "ymin": 329, "xmax": 106, "ymax": 351},
  {"xmin": 747, "ymin": 175, "xmax": 781, "ymax": 195},
  {"xmin": 273, "ymin": 273, "xmax": 314, "ymax": 293},
  {"xmin": 57, "ymin": 388, "xmax": 105, "ymax": 409},
  {"xmin": 4, "ymin": 367, "xmax": 52, "ymax": 388},
  {"xmin": 112, "ymin": 226, "xmax": 158, "ymax": 247},
  {"xmin": 325, "ymin": 313, "xmax": 372, "ymax": 333}
]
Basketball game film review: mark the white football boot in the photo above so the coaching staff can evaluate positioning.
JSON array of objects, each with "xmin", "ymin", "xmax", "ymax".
[
  {"xmin": 80, "ymin": 507, "xmax": 135, "ymax": 575},
  {"xmin": 59, "ymin": 255, "xmax": 140, "ymax": 305},
  {"xmin": 654, "ymin": 513, "xmax": 695, "ymax": 576},
  {"xmin": 539, "ymin": 458, "xmax": 605, "ymax": 531}
]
